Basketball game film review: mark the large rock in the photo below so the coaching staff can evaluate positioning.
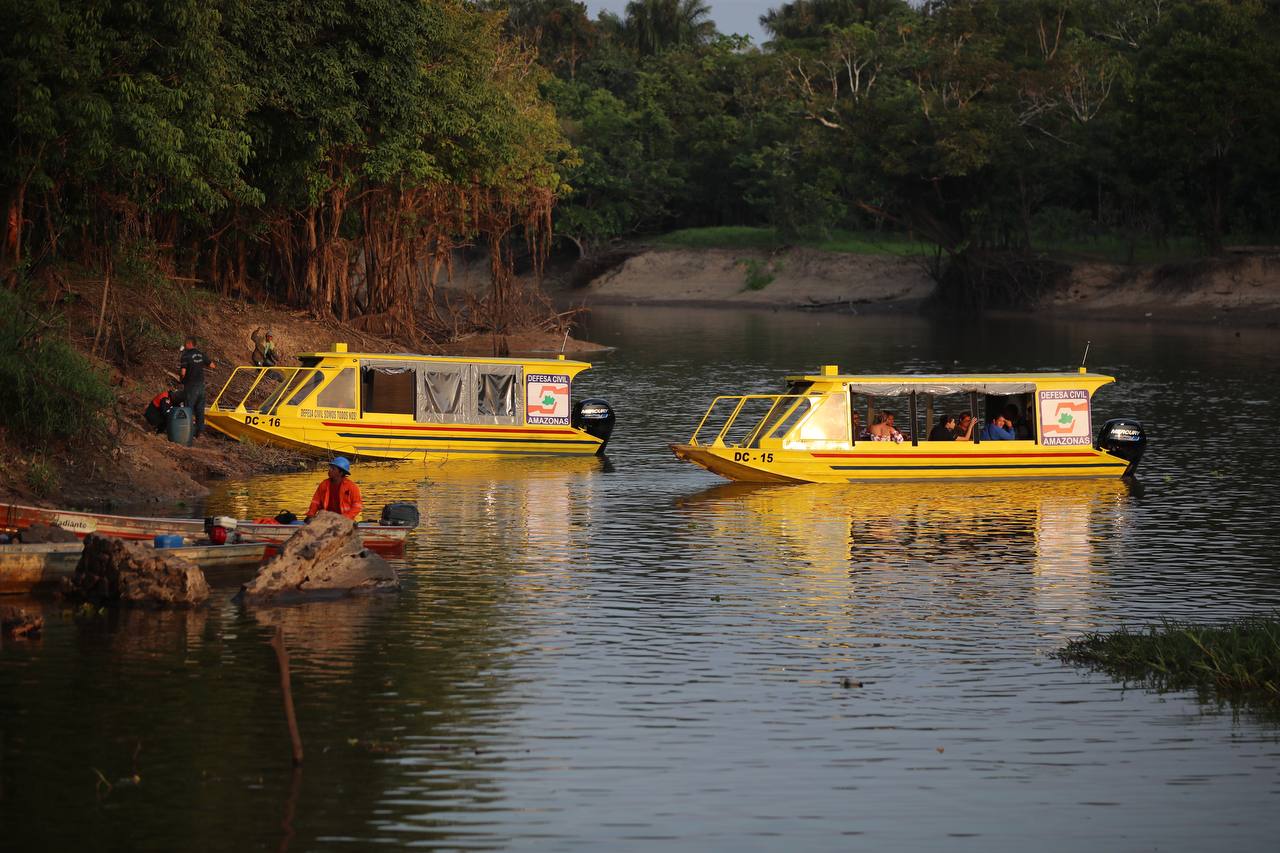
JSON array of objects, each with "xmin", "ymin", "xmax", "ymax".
[
  {"xmin": 62, "ymin": 534, "xmax": 209, "ymax": 607},
  {"xmin": 20, "ymin": 523, "xmax": 80, "ymax": 543},
  {"xmin": 239, "ymin": 511, "xmax": 398, "ymax": 603}
]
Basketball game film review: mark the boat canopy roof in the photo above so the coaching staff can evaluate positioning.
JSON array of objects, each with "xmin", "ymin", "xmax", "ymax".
[
  {"xmin": 784, "ymin": 370, "xmax": 1115, "ymax": 397},
  {"xmin": 296, "ymin": 345, "xmax": 592, "ymax": 373}
]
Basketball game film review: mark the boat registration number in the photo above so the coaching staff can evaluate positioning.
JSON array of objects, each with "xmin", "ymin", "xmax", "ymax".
[
  {"xmin": 732, "ymin": 451, "xmax": 775, "ymax": 463},
  {"xmin": 244, "ymin": 415, "xmax": 282, "ymax": 427}
]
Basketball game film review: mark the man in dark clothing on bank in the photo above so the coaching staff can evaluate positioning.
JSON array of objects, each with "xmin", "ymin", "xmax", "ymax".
[{"xmin": 179, "ymin": 337, "xmax": 216, "ymax": 439}]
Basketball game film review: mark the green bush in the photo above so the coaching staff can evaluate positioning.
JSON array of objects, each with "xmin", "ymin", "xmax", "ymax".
[
  {"xmin": 24, "ymin": 455, "xmax": 59, "ymax": 497},
  {"xmin": 738, "ymin": 258, "xmax": 775, "ymax": 291},
  {"xmin": 0, "ymin": 287, "xmax": 115, "ymax": 445}
]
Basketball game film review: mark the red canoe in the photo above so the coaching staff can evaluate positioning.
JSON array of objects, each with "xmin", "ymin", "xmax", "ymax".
[{"xmin": 0, "ymin": 502, "xmax": 412, "ymax": 556}]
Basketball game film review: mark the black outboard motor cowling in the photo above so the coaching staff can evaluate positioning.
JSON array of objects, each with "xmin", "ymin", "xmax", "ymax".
[
  {"xmin": 379, "ymin": 502, "xmax": 420, "ymax": 528},
  {"xmin": 1096, "ymin": 418, "xmax": 1147, "ymax": 477},
  {"xmin": 573, "ymin": 398, "xmax": 615, "ymax": 454}
]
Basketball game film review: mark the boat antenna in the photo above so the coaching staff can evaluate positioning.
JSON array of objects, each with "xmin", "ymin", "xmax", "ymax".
[
  {"xmin": 560, "ymin": 327, "xmax": 570, "ymax": 354},
  {"xmin": 1080, "ymin": 340, "xmax": 1091, "ymax": 371}
]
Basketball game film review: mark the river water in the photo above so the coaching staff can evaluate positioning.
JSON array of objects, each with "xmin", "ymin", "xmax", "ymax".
[{"xmin": 3, "ymin": 306, "xmax": 1279, "ymax": 851}]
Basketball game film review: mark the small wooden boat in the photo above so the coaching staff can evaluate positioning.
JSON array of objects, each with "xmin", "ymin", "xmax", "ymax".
[
  {"xmin": 204, "ymin": 343, "xmax": 617, "ymax": 461},
  {"xmin": 0, "ymin": 541, "xmax": 269, "ymax": 594},
  {"xmin": 0, "ymin": 503, "xmax": 411, "ymax": 555},
  {"xmin": 671, "ymin": 365, "xmax": 1148, "ymax": 483}
]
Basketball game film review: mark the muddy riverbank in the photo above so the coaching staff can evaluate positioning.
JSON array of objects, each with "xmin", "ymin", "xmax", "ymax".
[{"xmin": 563, "ymin": 245, "xmax": 1280, "ymax": 325}]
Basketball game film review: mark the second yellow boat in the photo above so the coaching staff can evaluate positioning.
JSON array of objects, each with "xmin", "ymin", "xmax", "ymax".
[{"xmin": 671, "ymin": 365, "xmax": 1147, "ymax": 483}]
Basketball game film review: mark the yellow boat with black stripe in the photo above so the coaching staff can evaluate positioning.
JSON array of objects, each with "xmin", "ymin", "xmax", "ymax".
[
  {"xmin": 671, "ymin": 365, "xmax": 1146, "ymax": 483},
  {"xmin": 205, "ymin": 344, "xmax": 615, "ymax": 461}
]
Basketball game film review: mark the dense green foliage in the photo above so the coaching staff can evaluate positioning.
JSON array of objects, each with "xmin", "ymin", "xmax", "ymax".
[
  {"xmin": 0, "ymin": 287, "xmax": 114, "ymax": 444},
  {"xmin": 501, "ymin": 0, "xmax": 1280, "ymax": 289},
  {"xmin": 3, "ymin": 0, "xmax": 1279, "ymax": 313},
  {"xmin": 1057, "ymin": 617, "xmax": 1280, "ymax": 721},
  {"xmin": 1, "ymin": 0, "xmax": 566, "ymax": 331}
]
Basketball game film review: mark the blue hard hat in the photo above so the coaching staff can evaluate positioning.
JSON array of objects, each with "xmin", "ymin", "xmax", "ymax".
[{"xmin": 329, "ymin": 456, "xmax": 351, "ymax": 474}]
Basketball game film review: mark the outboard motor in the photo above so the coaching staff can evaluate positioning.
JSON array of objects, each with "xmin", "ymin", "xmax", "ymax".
[
  {"xmin": 1096, "ymin": 418, "xmax": 1148, "ymax": 477},
  {"xmin": 379, "ymin": 502, "xmax": 420, "ymax": 528},
  {"xmin": 572, "ymin": 398, "xmax": 616, "ymax": 454}
]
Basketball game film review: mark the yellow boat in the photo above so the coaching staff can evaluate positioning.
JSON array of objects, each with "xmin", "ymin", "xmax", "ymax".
[
  {"xmin": 205, "ymin": 344, "xmax": 615, "ymax": 461},
  {"xmin": 671, "ymin": 365, "xmax": 1147, "ymax": 483}
]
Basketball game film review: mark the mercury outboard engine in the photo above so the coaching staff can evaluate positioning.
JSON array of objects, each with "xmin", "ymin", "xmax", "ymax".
[
  {"xmin": 379, "ymin": 502, "xmax": 420, "ymax": 528},
  {"xmin": 1096, "ymin": 418, "xmax": 1148, "ymax": 477},
  {"xmin": 573, "ymin": 398, "xmax": 616, "ymax": 454}
]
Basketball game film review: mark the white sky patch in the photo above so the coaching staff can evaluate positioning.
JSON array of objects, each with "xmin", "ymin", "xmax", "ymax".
[{"xmin": 586, "ymin": 0, "xmax": 772, "ymax": 46}]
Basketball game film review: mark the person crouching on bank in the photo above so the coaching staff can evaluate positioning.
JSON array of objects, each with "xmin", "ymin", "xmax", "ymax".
[{"xmin": 306, "ymin": 457, "xmax": 363, "ymax": 521}]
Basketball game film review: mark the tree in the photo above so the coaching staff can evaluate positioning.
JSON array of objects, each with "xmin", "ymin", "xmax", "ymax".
[
  {"xmin": 621, "ymin": 0, "xmax": 717, "ymax": 56},
  {"xmin": 1121, "ymin": 0, "xmax": 1280, "ymax": 253}
]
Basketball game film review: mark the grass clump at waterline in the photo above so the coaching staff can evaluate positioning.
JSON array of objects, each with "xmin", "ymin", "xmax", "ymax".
[
  {"xmin": 654, "ymin": 226, "xmax": 933, "ymax": 257},
  {"xmin": 1056, "ymin": 617, "xmax": 1280, "ymax": 721}
]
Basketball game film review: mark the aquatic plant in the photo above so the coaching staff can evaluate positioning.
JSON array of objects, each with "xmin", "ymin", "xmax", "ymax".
[{"xmin": 1056, "ymin": 617, "xmax": 1280, "ymax": 722}]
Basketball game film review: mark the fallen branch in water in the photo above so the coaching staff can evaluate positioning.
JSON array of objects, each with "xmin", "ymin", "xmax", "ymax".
[{"xmin": 270, "ymin": 626, "xmax": 305, "ymax": 765}]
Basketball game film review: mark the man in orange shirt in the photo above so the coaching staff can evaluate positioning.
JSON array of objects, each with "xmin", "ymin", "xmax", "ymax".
[{"xmin": 306, "ymin": 457, "xmax": 363, "ymax": 521}]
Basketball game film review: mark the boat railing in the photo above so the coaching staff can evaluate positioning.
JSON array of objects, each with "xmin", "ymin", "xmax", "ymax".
[
  {"xmin": 212, "ymin": 366, "xmax": 308, "ymax": 415},
  {"xmin": 689, "ymin": 394, "xmax": 815, "ymax": 448}
]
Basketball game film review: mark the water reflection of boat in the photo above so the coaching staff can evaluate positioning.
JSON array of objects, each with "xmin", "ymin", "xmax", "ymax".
[
  {"xmin": 672, "ymin": 365, "xmax": 1148, "ymax": 483},
  {"xmin": 676, "ymin": 479, "xmax": 1134, "ymax": 572},
  {"xmin": 205, "ymin": 345, "xmax": 617, "ymax": 461},
  {"xmin": 204, "ymin": 457, "xmax": 605, "ymax": 569}
]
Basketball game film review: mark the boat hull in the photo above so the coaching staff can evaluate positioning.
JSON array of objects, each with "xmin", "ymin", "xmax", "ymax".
[
  {"xmin": 0, "ymin": 504, "xmax": 410, "ymax": 556},
  {"xmin": 205, "ymin": 411, "xmax": 604, "ymax": 461},
  {"xmin": 670, "ymin": 443, "xmax": 1132, "ymax": 483},
  {"xmin": 0, "ymin": 541, "xmax": 268, "ymax": 594}
]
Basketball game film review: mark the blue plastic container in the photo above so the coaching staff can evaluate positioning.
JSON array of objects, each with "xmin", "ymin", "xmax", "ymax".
[
  {"xmin": 167, "ymin": 405, "xmax": 193, "ymax": 445},
  {"xmin": 154, "ymin": 534, "xmax": 183, "ymax": 549}
]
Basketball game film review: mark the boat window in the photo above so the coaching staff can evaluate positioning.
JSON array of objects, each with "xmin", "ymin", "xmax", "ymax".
[
  {"xmin": 746, "ymin": 382, "xmax": 811, "ymax": 445},
  {"xmin": 284, "ymin": 370, "xmax": 326, "ymax": 407},
  {"xmin": 768, "ymin": 397, "xmax": 814, "ymax": 440},
  {"xmin": 253, "ymin": 368, "xmax": 305, "ymax": 412},
  {"xmin": 785, "ymin": 393, "xmax": 850, "ymax": 449},
  {"xmin": 315, "ymin": 368, "xmax": 356, "ymax": 409},
  {"xmin": 213, "ymin": 367, "xmax": 260, "ymax": 410},
  {"xmin": 362, "ymin": 366, "xmax": 417, "ymax": 415},
  {"xmin": 422, "ymin": 370, "xmax": 465, "ymax": 416},
  {"xmin": 726, "ymin": 397, "xmax": 787, "ymax": 447},
  {"xmin": 475, "ymin": 367, "xmax": 522, "ymax": 424},
  {"xmin": 984, "ymin": 392, "xmax": 1037, "ymax": 440}
]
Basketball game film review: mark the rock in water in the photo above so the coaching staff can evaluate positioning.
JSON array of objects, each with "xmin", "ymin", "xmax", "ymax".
[
  {"xmin": 63, "ymin": 534, "xmax": 209, "ymax": 607},
  {"xmin": 20, "ymin": 523, "xmax": 80, "ymax": 544},
  {"xmin": 240, "ymin": 511, "xmax": 398, "ymax": 603}
]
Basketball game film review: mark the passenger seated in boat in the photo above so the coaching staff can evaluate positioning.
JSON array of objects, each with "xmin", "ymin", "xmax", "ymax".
[
  {"xmin": 1002, "ymin": 403, "xmax": 1032, "ymax": 439},
  {"xmin": 981, "ymin": 414, "xmax": 1016, "ymax": 441},
  {"xmin": 953, "ymin": 411, "xmax": 976, "ymax": 441},
  {"xmin": 929, "ymin": 414, "xmax": 957, "ymax": 441},
  {"xmin": 1013, "ymin": 403, "xmax": 1034, "ymax": 439},
  {"xmin": 869, "ymin": 411, "xmax": 904, "ymax": 443}
]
